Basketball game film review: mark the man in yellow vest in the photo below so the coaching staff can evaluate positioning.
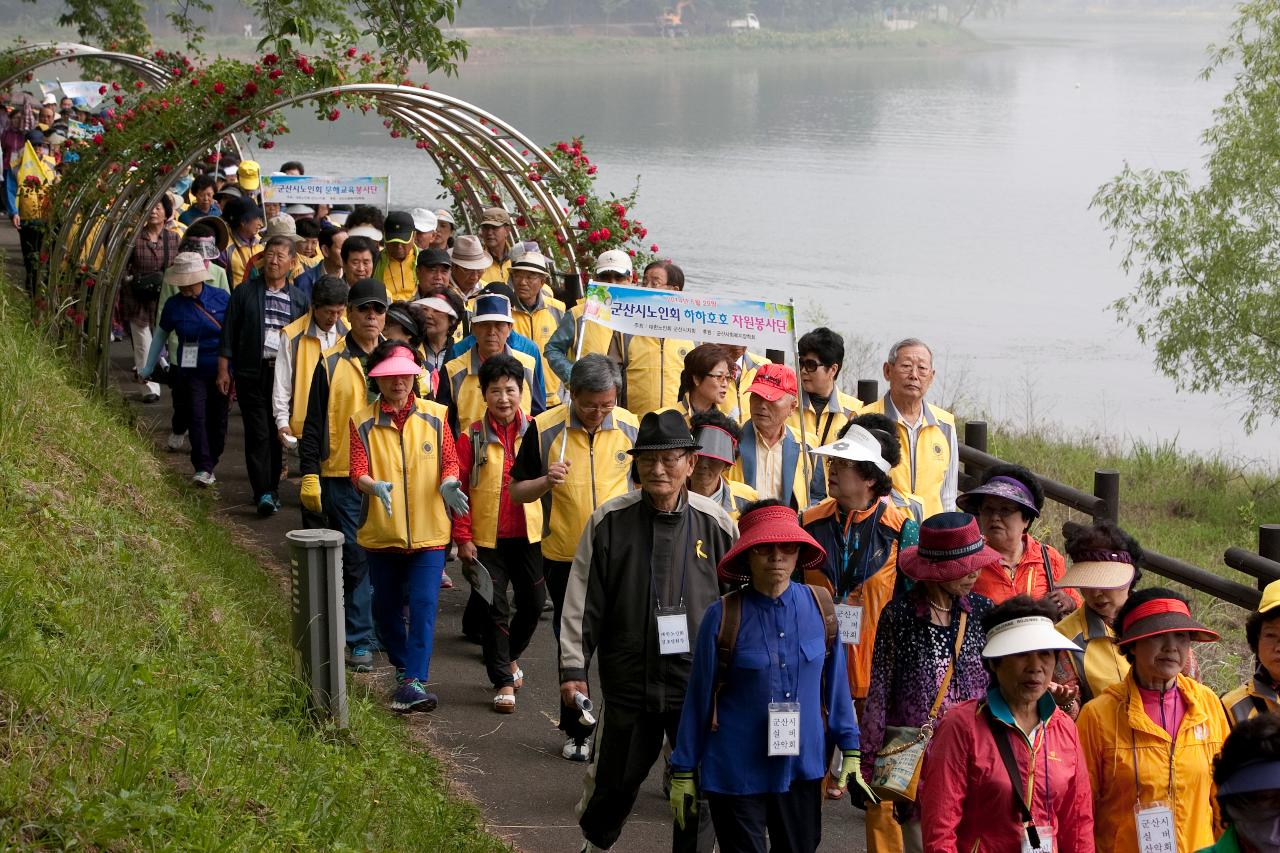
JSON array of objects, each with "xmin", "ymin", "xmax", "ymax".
[
  {"xmin": 297, "ymin": 277, "xmax": 387, "ymax": 673},
  {"xmin": 478, "ymin": 207, "xmax": 513, "ymax": 285},
  {"xmin": 439, "ymin": 293, "xmax": 543, "ymax": 433},
  {"xmin": 543, "ymin": 248, "xmax": 629, "ymax": 386},
  {"xmin": 728, "ymin": 363, "xmax": 821, "ymax": 511},
  {"xmin": 375, "ymin": 211, "xmax": 418, "ymax": 302},
  {"xmin": 453, "ymin": 354, "xmax": 546, "ymax": 714},
  {"xmin": 509, "ymin": 353, "xmax": 639, "ymax": 762},
  {"xmin": 610, "ymin": 259, "xmax": 693, "ymax": 415},
  {"xmin": 862, "ymin": 337, "xmax": 958, "ymax": 519},
  {"xmin": 789, "ymin": 327, "xmax": 863, "ymax": 500},
  {"xmin": 273, "ymin": 275, "xmax": 349, "ymax": 456},
  {"xmin": 510, "ymin": 250, "xmax": 566, "ymax": 407}
]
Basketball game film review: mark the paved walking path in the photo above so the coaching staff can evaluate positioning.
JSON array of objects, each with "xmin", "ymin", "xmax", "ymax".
[{"xmin": 11, "ymin": 223, "xmax": 868, "ymax": 851}]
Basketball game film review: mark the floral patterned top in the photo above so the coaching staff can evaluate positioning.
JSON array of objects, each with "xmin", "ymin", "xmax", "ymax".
[{"xmin": 859, "ymin": 586, "xmax": 993, "ymax": 782}]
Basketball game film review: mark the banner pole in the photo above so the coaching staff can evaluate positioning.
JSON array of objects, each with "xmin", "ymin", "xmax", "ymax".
[
  {"xmin": 789, "ymin": 298, "xmax": 813, "ymax": 510},
  {"xmin": 559, "ymin": 290, "xmax": 592, "ymax": 464}
]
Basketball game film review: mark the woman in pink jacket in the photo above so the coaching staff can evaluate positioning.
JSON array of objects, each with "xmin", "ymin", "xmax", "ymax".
[{"xmin": 920, "ymin": 595, "xmax": 1095, "ymax": 853}]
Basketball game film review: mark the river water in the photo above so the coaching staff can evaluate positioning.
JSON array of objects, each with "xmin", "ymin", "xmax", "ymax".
[{"xmin": 260, "ymin": 11, "xmax": 1277, "ymax": 466}]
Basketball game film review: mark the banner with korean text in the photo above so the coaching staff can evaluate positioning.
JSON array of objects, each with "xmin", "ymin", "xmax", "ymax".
[
  {"xmin": 580, "ymin": 282, "xmax": 794, "ymax": 350},
  {"xmin": 260, "ymin": 175, "xmax": 390, "ymax": 207}
]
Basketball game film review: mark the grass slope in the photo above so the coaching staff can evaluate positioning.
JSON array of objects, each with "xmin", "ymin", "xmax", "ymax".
[{"xmin": 0, "ymin": 294, "xmax": 505, "ymax": 850}]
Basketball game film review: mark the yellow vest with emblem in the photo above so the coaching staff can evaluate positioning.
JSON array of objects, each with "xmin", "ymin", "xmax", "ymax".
[
  {"xmin": 283, "ymin": 315, "xmax": 325, "ymax": 437},
  {"xmin": 318, "ymin": 339, "xmax": 372, "ymax": 477},
  {"xmin": 463, "ymin": 416, "xmax": 544, "ymax": 550},
  {"xmin": 445, "ymin": 346, "xmax": 537, "ymax": 431},
  {"xmin": 352, "ymin": 397, "xmax": 452, "ymax": 550},
  {"xmin": 566, "ymin": 301, "xmax": 614, "ymax": 361},
  {"xmin": 619, "ymin": 334, "xmax": 691, "ymax": 415},
  {"xmin": 513, "ymin": 294, "xmax": 566, "ymax": 405},
  {"xmin": 862, "ymin": 395, "xmax": 956, "ymax": 519},
  {"xmin": 532, "ymin": 406, "xmax": 640, "ymax": 562}
]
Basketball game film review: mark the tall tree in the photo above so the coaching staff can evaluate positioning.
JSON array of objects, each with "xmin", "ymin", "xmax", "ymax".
[{"xmin": 1093, "ymin": 0, "xmax": 1280, "ymax": 431}]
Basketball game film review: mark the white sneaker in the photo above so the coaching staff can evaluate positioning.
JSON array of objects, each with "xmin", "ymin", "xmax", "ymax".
[
  {"xmin": 192, "ymin": 471, "xmax": 217, "ymax": 487},
  {"xmin": 166, "ymin": 432, "xmax": 187, "ymax": 451},
  {"xmin": 562, "ymin": 736, "xmax": 591, "ymax": 762}
]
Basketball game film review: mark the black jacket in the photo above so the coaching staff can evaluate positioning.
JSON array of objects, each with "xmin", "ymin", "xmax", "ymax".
[
  {"xmin": 559, "ymin": 489, "xmax": 737, "ymax": 712},
  {"xmin": 218, "ymin": 274, "xmax": 309, "ymax": 378}
]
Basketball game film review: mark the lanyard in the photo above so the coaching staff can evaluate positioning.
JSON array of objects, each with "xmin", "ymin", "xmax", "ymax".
[
  {"xmin": 1129, "ymin": 694, "xmax": 1178, "ymax": 804},
  {"xmin": 754, "ymin": 594, "xmax": 797, "ymax": 704},
  {"xmin": 836, "ymin": 503, "xmax": 886, "ymax": 599}
]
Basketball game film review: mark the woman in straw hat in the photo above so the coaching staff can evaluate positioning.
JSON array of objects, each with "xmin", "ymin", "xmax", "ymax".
[
  {"xmin": 919, "ymin": 594, "xmax": 1093, "ymax": 853},
  {"xmin": 1050, "ymin": 520, "xmax": 1146, "ymax": 717},
  {"xmin": 858, "ymin": 512, "xmax": 997, "ymax": 853},
  {"xmin": 669, "ymin": 499, "xmax": 870, "ymax": 853},
  {"xmin": 347, "ymin": 341, "xmax": 470, "ymax": 714},
  {"xmin": 1076, "ymin": 588, "xmax": 1231, "ymax": 853},
  {"xmin": 138, "ymin": 251, "xmax": 229, "ymax": 488}
]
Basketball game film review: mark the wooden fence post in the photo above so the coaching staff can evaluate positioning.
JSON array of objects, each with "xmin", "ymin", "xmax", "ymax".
[
  {"xmin": 1093, "ymin": 469, "xmax": 1120, "ymax": 523},
  {"xmin": 1261, "ymin": 525, "xmax": 1280, "ymax": 591},
  {"xmin": 856, "ymin": 379, "xmax": 879, "ymax": 407}
]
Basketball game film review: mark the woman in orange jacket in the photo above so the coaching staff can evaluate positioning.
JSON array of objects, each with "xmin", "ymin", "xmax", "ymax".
[{"xmin": 1076, "ymin": 588, "xmax": 1231, "ymax": 853}]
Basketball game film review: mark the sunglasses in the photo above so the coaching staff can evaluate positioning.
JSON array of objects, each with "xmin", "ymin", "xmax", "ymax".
[
  {"xmin": 749, "ymin": 542, "xmax": 801, "ymax": 556},
  {"xmin": 797, "ymin": 359, "xmax": 827, "ymax": 373},
  {"xmin": 354, "ymin": 302, "xmax": 388, "ymax": 315}
]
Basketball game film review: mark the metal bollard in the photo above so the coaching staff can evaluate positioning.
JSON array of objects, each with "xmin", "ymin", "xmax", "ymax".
[
  {"xmin": 287, "ymin": 528, "xmax": 348, "ymax": 729},
  {"xmin": 856, "ymin": 379, "xmax": 879, "ymax": 407}
]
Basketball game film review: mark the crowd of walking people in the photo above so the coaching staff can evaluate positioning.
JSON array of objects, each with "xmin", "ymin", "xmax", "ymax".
[{"xmin": 9, "ymin": 124, "xmax": 1280, "ymax": 853}]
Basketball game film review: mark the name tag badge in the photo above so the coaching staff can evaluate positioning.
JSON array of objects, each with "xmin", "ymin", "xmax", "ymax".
[
  {"xmin": 656, "ymin": 606, "xmax": 690, "ymax": 656},
  {"xmin": 835, "ymin": 603, "xmax": 864, "ymax": 645},
  {"xmin": 1134, "ymin": 801, "xmax": 1177, "ymax": 853},
  {"xmin": 180, "ymin": 343, "xmax": 199, "ymax": 369},
  {"xmin": 1021, "ymin": 825, "xmax": 1054, "ymax": 853},
  {"xmin": 265, "ymin": 328, "xmax": 282, "ymax": 352},
  {"xmin": 767, "ymin": 702, "xmax": 801, "ymax": 756}
]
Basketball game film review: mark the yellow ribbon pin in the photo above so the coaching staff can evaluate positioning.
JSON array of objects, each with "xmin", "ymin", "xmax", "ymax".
[{"xmin": 696, "ymin": 539, "xmax": 708, "ymax": 559}]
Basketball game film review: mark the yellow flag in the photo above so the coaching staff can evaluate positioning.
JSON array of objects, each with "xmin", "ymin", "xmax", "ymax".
[{"xmin": 16, "ymin": 141, "xmax": 53, "ymax": 187}]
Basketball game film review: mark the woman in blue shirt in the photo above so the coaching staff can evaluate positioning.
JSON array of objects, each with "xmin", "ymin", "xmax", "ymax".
[
  {"xmin": 140, "ymin": 252, "xmax": 230, "ymax": 488},
  {"xmin": 670, "ymin": 500, "xmax": 875, "ymax": 853}
]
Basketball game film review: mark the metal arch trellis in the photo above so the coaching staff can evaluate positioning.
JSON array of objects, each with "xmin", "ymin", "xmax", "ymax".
[
  {"xmin": 0, "ymin": 41, "xmax": 173, "ymax": 92},
  {"xmin": 41, "ymin": 82, "xmax": 580, "ymax": 387}
]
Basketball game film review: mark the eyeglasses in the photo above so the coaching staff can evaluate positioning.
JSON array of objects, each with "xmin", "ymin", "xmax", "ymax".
[
  {"xmin": 749, "ymin": 542, "xmax": 801, "ymax": 556},
  {"xmin": 704, "ymin": 372, "xmax": 731, "ymax": 384},
  {"xmin": 798, "ymin": 359, "xmax": 827, "ymax": 373},
  {"xmin": 978, "ymin": 503, "xmax": 1023, "ymax": 519},
  {"xmin": 635, "ymin": 451, "xmax": 691, "ymax": 469},
  {"xmin": 577, "ymin": 402, "xmax": 616, "ymax": 414}
]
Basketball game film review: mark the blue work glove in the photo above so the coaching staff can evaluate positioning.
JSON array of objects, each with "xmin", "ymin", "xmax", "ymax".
[
  {"xmin": 369, "ymin": 480, "xmax": 394, "ymax": 517},
  {"xmin": 837, "ymin": 749, "xmax": 879, "ymax": 810},
  {"xmin": 440, "ymin": 477, "xmax": 469, "ymax": 516},
  {"xmin": 668, "ymin": 770, "xmax": 697, "ymax": 831}
]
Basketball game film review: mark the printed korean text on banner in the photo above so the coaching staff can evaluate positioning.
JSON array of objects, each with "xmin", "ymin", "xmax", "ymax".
[
  {"xmin": 66, "ymin": 119, "xmax": 104, "ymax": 140},
  {"xmin": 580, "ymin": 282, "xmax": 794, "ymax": 351},
  {"xmin": 261, "ymin": 175, "xmax": 390, "ymax": 207}
]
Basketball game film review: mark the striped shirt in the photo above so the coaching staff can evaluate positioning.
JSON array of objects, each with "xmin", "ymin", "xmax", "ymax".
[{"xmin": 263, "ymin": 289, "xmax": 292, "ymax": 358}]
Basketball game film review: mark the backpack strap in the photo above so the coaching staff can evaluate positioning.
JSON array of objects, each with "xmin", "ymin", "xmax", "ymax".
[
  {"xmin": 711, "ymin": 590, "xmax": 742, "ymax": 732},
  {"xmin": 805, "ymin": 584, "xmax": 837, "ymax": 729}
]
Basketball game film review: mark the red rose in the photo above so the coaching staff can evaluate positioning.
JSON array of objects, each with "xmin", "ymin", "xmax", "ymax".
[
  {"xmin": 577, "ymin": 219, "xmax": 589, "ymax": 229},
  {"xmin": 134, "ymin": 80, "xmax": 144, "ymax": 89},
  {"xmin": 599, "ymin": 227, "xmax": 611, "ymax": 240},
  {"xmin": 114, "ymin": 95, "xmax": 123, "ymax": 105},
  {"xmin": 575, "ymin": 195, "xmax": 586, "ymax": 207},
  {"xmin": 213, "ymin": 81, "xmax": 225, "ymax": 94},
  {"xmin": 614, "ymin": 204, "xmax": 626, "ymax": 217},
  {"xmin": 262, "ymin": 140, "xmax": 275, "ymax": 149},
  {"xmin": 650, "ymin": 244, "xmax": 659, "ymax": 252},
  {"xmin": 269, "ymin": 68, "xmax": 282, "ymax": 80},
  {"xmin": 588, "ymin": 231, "xmax": 601, "ymax": 243},
  {"xmin": 243, "ymin": 81, "xmax": 258, "ymax": 97},
  {"xmin": 389, "ymin": 130, "xmax": 401, "ymax": 138},
  {"xmin": 263, "ymin": 53, "xmax": 278, "ymax": 65},
  {"xmin": 587, "ymin": 165, "xmax": 597, "ymax": 175},
  {"xmin": 346, "ymin": 47, "xmax": 358, "ymax": 57},
  {"xmin": 327, "ymin": 108, "xmax": 340, "ymax": 121},
  {"xmin": 98, "ymin": 85, "xmax": 107, "ymax": 95},
  {"xmin": 111, "ymin": 81, "xmax": 121, "ymax": 91}
]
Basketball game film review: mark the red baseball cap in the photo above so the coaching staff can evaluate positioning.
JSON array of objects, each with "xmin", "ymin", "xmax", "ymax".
[{"xmin": 747, "ymin": 363, "xmax": 798, "ymax": 401}]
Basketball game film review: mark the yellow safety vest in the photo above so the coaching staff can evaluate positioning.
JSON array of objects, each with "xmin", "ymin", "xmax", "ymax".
[
  {"xmin": 512, "ymin": 294, "xmax": 566, "ymax": 405},
  {"xmin": 444, "ymin": 346, "xmax": 537, "ymax": 431},
  {"xmin": 352, "ymin": 398, "xmax": 451, "ymax": 550},
  {"xmin": 618, "ymin": 334, "xmax": 691, "ymax": 415},
  {"xmin": 461, "ymin": 415, "xmax": 544, "ymax": 549},
  {"xmin": 531, "ymin": 406, "xmax": 639, "ymax": 562},
  {"xmin": 567, "ymin": 301, "xmax": 614, "ymax": 361},
  {"xmin": 378, "ymin": 250, "xmax": 418, "ymax": 303},
  {"xmin": 284, "ymin": 315, "xmax": 345, "ymax": 437},
  {"xmin": 227, "ymin": 234, "xmax": 259, "ymax": 289},
  {"xmin": 318, "ymin": 338, "xmax": 373, "ymax": 477},
  {"xmin": 862, "ymin": 395, "xmax": 956, "ymax": 519},
  {"xmin": 481, "ymin": 257, "xmax": 511, "ymax": 285}
]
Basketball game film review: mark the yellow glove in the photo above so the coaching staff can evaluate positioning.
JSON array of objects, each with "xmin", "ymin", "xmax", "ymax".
[
  {"xmin": 668, "ymin": 770, "xmax": 697, "ymax": 831},
  {"xmin": 300, "ymin": 474, "xmax": 323, "ymax": 514},
  {"xmin": 837, "ymin": 749, "xmax": 879, "ymax": 809}
]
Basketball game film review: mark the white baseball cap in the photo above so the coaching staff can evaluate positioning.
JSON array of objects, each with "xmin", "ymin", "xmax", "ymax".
[
  {"xmin": 595, "ymin": 248, "xmax": 632, "ymax": 276},
  {"xmin": 347, "ymin": 224, "xmax": 383, "ymax": 242},
  {"xmin": 410, "ymin": 208, "xmax": 438, "ymax": 233}
]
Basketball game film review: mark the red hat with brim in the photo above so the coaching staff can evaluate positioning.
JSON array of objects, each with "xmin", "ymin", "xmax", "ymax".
[
  {"xmin": 1115, "ymin": 596, "xmax": 1219, "ymax": 646},
  {"xmin": 898, "ymin": 511, "xmax": 1001, "ymax": 583},
  {"xmin": 717, "ymin": 504, "xmax": 826, "ymax": 584}
]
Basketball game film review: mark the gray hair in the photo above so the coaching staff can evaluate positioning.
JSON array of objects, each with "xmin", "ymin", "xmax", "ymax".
[
  {"xmin": 569, "ymin": 353, "xmax": 622, "ymax": 395},
  {"xmin": 886, "ymin": 337, "xmax": 934, "ymax": 364}
]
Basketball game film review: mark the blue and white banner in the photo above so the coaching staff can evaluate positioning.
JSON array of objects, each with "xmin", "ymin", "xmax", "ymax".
[
  {"xmin": 581, "ymin": 282, "xmax": 795, "ymax": 350},
  {"xmin": 261, "ymin": 175, "xmax": 389, "ymax": 206}
]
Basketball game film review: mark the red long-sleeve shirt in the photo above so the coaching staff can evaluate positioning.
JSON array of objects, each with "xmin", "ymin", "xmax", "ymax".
[
  {"xmin": 452, "ymin": 411, "xmax": 528, "ymax": 544},
  {"xmin": 348, "ymin": 397, "xmax": 458, "ymax": 485}
]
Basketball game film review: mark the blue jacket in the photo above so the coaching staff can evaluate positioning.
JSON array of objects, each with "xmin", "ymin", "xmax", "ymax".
[
  {"xmin": 671, "ymin": 584, "xmax": 859, "ymax": 795},
  {"xmin": 178, "ymin": 202, "xmax": 221, "ymax": 226},
  {"xmin": 154, "ymin": 285, "xmax": 230, "ymax": 378}
]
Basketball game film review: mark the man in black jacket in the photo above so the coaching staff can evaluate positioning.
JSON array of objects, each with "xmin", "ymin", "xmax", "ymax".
[
  {"xmin": 560, "ymin": 410, "xmax": 737, "ymax": 853},
  {"xmin": 217, "ymin": 234, "xmax": 308, "ymax": 516}
]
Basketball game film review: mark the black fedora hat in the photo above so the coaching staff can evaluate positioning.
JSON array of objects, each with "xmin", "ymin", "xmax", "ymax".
[{"xmin": 627, "ymin": 410, "xmax": 701, "ymax": 455}]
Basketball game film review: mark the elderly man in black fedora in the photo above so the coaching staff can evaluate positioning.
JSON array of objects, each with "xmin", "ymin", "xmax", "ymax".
[{"xmin": 559, "ymin": 410, "xmax": 737, "ymax": 853}]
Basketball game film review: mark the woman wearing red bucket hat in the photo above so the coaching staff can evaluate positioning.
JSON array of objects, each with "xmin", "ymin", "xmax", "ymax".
[
  {"xmin": 857, "ymin": 512, "xmax": 997, "ymax": 851},
  {"xmin": 1077, "ymin": 588, "xmax": 1231, "ymax": 853},
  {"xmin": 670, "ymin": 500, "xmax": 871, "ymax": 853}
]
